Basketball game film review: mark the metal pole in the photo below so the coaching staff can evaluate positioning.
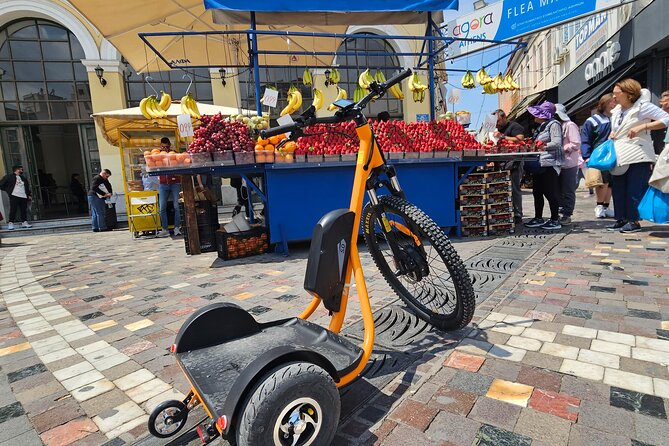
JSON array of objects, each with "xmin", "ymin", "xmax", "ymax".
[
  {"xmin": 427, "ymin": 13, "xmax": 436, "ymax": 121},
  {"xmin": 250, "ymin": 12, "xmax": 262, "ymax": 115}
]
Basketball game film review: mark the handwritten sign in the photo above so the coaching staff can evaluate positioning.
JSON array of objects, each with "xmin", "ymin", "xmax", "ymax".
[
  {"xmin": 177, "ymin": 114, "xmax": 194, "ymax": 137},
  {"xmin": 261, "ymin": 88, "xmax": 279, "ymax": 108},
  {"xmin": 477, "ymin": 113, "xmax": 498, "ymax": 143},
  {"xmin": 276, "ymin": 114, "xmax": 295, "ymax": 138}
]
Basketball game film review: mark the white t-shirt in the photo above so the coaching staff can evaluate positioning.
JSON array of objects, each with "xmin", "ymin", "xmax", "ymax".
[{"xmin": 12, "ymin": 175, "xmax": 27, "ymax": 198}]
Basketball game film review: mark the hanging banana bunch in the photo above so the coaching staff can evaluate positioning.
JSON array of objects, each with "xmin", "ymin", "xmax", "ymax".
[
  {"xmin": 302, "ymin": 68, "xmax": 313, "ymax": 87},
  {"xmin": 140, "ymin": 95, "xmax": 168, "ymax": 119},
  {"xmin": 312, "ymin": 88, "xmax": 324, "ymax": 111},
  {"xmin": 358, "ymin": 69, "xmax": 375, "ymax": 90},
  {"xmin": 280, "ymin": 85, "xmax": 303, "ymax": 116},
  {"xmin": 409, "ymin": 73, "xmax": 428, "ymax": 103},
  {"xmin": 329, "ymin": 68, "xmax": 340, "ymax": 85},
  {"xmin": 460, "ymin": 70, "xmax": 476, "ymax": 89},
  {"xmin": 180, "ymin": 92, "xmax": 200, "ymax": 119},
  {"xmin": 475, "ymin": 67, "xmax": 494, "ymax": 87},
  {"xmin": 374, "ymin": 70, "xmax": 403, "ymax": 100},
  {"xmin": 353, "ymin": 85, "xmax": 365, "ymax": 103},
  {"xmin": 328, "ymin": 86, "xmax": 348, "ymax": 111},
  {"xmin": 158, "ymin": 91, "xmax": 172, "ymax": 111}
]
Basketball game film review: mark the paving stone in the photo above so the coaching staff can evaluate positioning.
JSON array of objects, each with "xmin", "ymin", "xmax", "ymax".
[
  {"xmin": 471, "ymin": 424, "xmax": 532, "ymax": 446},
  {"xmin": 487, "ymin": 344, "xmax": 527, "ymax": 362},
  {"xmin": 604, "ymin": 369, "xmax": 654, "ymax": 395},
  {"xmin": 31, "ymin": 399, "xmax": 85, "ymax": 433},
  {"xmin": 7, "ymin": 363, "xmax": 48, "ymax": 383},
  {"xmin": 52, "ymin": 361, "xmax": 95, "ymax": 381},
  {"xmin": 567, "ymin": 424, "xmax": 630, "ymax": 446},
  {"xmin": 0, "ymin": 401, "xmax": 25, "ymax": 423},
  {"xmin": 597, "ymin": 330, "xmax": 636, "ymax": 346},
  {"xmin": 455, "ymin": 338, "xmax": 493, "ymax": 356},
  {"xmin": 0, "ymin": 429, "xmax": 44, "ymax": 446},
  {"xmin": 71, "ymin": 379, "xmax": 115, "ymax": 402},
  {"xmin": 387, "ymin": 399, "xmax": 438, "ymax": 431},
  {"xmin": 39, "ymin": 417, "xmax": 98, "ymax": 446},
  {"xmin": 382, "ymin": 424, "xmax": 432, "ymax": 446},
  {"xmin": 125, "ymin": 378, "xmax": 171, "ymax": 404},
  {"xmin": 609, "ymin": 386, "xmax": 667, "ymax": 419},
  {"xmin": 514, "ymin": 408, "xmax": 571, "ymax": 446},
  {"xmin": 429, "ymin": 386, "xmax": 478, "ymax": 415},
  {"xmin": 477, "ymin": 358, "xmax": 521, "ymax": 382},
  {"xmin": 467, "ymin": 396, "xmax": 521, "ymax": 431},
  {"xmin": 62, "ymin": 370, "xmax": 106, "ymax": 391},
  {"xmin": 424, "ymin": 411, "xmax": 481, "ymax": 445},
  {"xmin": 540, "ymin": 343, "xmax": 579, "ymax": 359},
  {"xmin": 578, "ymin": 400, "xmax": 635, "ymax": 436},
  {"xmin": 92, "ymin": 400, "xmax": 145, "ymax": 434},
  {"xmin": 560, "ymin": 359, "xmax": 604, "ymax": 381},
  {"xmin": 447, "ymin": 370, "xmax": 494, "ymax": 396},
  {"xmin": 591, "ymin": 339, "xmax": 632, "ymax": 357},
  {"xmin": 528, "ymin": 388, "xmax": 579, "ymax": 421},
  {"xmin": 506, "ymin": 335, "xmax": 542, "ymax": 351},
  {"xmin": 636, "ymin": 336, "xmax": 669, "ymax": 353},
  {"xmin": 485, "ymin": 379, "xmax": 533, "ymax": 407},
  {"xmin": 633, "ymin": 413, "xmax": 669, "ymax": 446},
  {"xmin": 443, "ymin": 351, "xmax": 485, "ymax": 372},
  {"xmin": 517, "ymin": 366, "xmax": 562, "ymax": 393},
  {"xmin": 578, "ymin": 349, "xmax": 620, "ymax": 369},
  {"xmin": 0, "ymin": 415, "xmax": 34, "ymax": 443},
  {"xmin": 522, "ymin": 351, "xmax": 564, "ymax": 372}
]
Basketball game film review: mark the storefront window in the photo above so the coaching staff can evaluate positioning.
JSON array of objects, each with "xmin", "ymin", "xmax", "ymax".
[
  {"xmin": 0, "ymin": 19, "xmax": 92, "ymax": 121},
  {"xmin": 125, "ymin": 68, "xmax": 214, "ymax": 107}
]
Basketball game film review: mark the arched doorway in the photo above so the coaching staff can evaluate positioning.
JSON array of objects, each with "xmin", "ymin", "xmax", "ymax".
[{"xmin": 0, "ymin": 18, "xmax": 97, "ymax": 220}]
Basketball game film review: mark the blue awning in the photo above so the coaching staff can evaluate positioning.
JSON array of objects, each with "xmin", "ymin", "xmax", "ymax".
[
  {"xmin": 204, "ymin": 0, "xmax": 458, "ymax": 12},
  {"xmin": 206, "ymin": 0, "xmax": 457, "ymax": 25}
]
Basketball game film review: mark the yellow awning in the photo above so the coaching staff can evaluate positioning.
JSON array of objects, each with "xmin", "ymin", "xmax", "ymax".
[{"xmin": 92, "ymin": 101, "xmax": 254, "ymax": 146}]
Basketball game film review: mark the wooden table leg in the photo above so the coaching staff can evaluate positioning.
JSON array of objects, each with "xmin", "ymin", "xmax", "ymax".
[{"xmin": 181, "ymin": 174, "xmax": 200, "ymax": 255}]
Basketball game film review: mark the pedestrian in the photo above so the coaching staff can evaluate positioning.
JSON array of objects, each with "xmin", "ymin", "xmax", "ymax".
[
  {"xmin": 88, "ymin": 168, "xmax": 112, "ymax": 232},
  {"xmin": 581, "ymin": 93, "xmax": 616, "ymax": 218},
  {"xmin": 70, "ymin": 173, "xmax": 87, "ymax": 213},
  {"xmin": 554, "ymin": 104, "xmax": 581, "ymax": 226},
  {"xmin": 607, "ymin": 79, "xmax": 669, "ymax": 233},
  {"xmin": 524, "ymin": 101, "xmax": 564, "ymax": 231},
  {"xmin": 0, "ymin": 165, "xmax": 33, "ymax": 230},
  {"xmin": 493, "ymin": 109, "xmax": 526, "ymax": 224},
  {"xmin": 157, "ymin": 137, "xmax": 181, "ymax": 237}
]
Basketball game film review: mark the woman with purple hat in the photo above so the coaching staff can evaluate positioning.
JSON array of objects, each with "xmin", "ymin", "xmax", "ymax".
[{"xmin": 524, "ymin": 101, "xmax": 564, "ymax": 230}]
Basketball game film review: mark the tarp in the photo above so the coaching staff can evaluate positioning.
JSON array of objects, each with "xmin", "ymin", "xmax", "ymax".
[
  {"xmin": 92, "ymin": 102, "xmax": 254, "ymax": 146},
  {"xmin": 207, "ymin": 0, "xmax": 457, "ymax": 25}
]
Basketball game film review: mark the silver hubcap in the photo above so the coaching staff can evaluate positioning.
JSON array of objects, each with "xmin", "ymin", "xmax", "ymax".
[{"xmin": 273, "ymin": 397, "xmax": 322, "ymax": 446}]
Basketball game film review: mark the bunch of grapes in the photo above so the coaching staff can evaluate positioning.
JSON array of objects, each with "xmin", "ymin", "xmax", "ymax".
[{"xmin": 187, "ymin": 113, "xmax": 255, "ymax": 153}]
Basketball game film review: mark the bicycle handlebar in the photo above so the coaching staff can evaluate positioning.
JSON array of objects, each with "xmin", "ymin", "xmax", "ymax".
[{"xmin": 260, "ymin": 68, "xmax": 413, "ymax": 140}]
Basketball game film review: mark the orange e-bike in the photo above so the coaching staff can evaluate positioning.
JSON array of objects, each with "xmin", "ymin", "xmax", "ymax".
[{"xmin": 148, "ymin": 68, "xmax": 475, "ymax": 446}]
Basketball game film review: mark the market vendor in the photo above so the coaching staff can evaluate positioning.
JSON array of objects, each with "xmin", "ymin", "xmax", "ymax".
[
  {"xmin": 156, "ymin": 137, "xmax": 182, "ymax": 237},
  {"xmin": 493, "ymin": 109, "xmax": 526, "ymax": 224}
]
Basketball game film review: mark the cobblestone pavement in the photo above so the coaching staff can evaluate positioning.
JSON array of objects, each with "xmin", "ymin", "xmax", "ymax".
[{"xmin": 0, "ymin": 190, "xmax": 667, "ymax": 446}]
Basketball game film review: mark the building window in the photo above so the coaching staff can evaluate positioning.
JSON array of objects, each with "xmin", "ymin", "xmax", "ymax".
[
  {"xmin": 0, "ymin": 19, "xmax": 91, "ymax": 121},
  {"xmin": 125, "ymin": 68, "xmax": 213, "ymax": 107},
  {"xmin": 239, "ymin": 34, "xmax": 402, "ymax": 119}
]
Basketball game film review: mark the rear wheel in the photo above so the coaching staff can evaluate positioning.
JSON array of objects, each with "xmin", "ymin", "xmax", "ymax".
[
  {"xmin": 236, "ymin": 362, "xmax": 339, "ymax": 446},
  {"xmin": 148, "ymin": 399, "xmax": 188, "ymax": 438},
  {"xmin": 362, "ymin": 195, "xmax": 475, "ymax": 330}
]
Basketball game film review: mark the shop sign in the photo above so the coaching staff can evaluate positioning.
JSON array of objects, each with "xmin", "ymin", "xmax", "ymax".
[
  {"xmin": 574, "ymin": 12, "xmax": 608, "ymax": 64},
  {"xmin": 177, "ymin": 114, "xmax": 194, "ymax": 137},
  {"xmin": 416, "ymin": 114, "xmax": 430, "ymax": 122},
  {"xmin": 447, "ymin": 0, "xmax": 620, "ymax": 57},
  {"xmin": 584, "ymin": 41, "xmax": 620, "ymax": 82}
]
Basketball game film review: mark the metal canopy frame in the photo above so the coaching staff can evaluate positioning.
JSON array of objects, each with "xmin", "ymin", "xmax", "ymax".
[{"xmin": 138, "ymin": 12, "xmax": 526, "ymax": 120}]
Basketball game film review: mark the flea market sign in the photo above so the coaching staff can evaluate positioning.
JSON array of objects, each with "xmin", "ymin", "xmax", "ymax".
[
  {"xmin": 584, "ymin": 41, "xmax": 620, "ymax": 81},
  {"xmin": 447, "ymin": 0, "xmax": 622, "ymax": 57}
]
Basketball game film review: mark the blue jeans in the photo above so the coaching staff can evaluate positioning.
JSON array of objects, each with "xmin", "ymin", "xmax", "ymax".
[
  {"xmin": 159, "ymin": 183, "xmax": 181, "ymax": 230},
  {"xmin": 88, "ymin": 195, "xmax": 106, "ymax": 230},
  {"xmin": 610, "ymin": 162, "xmax": 652, "ymax": 222}
]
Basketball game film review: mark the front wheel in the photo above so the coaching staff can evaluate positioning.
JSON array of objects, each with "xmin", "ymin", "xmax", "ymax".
[
  {"xmin": 362, "ymin": 195, "xmax": 475, "ymax": 330},
  {"xmin": 148, "ymin": 399, "xmax": 188, "ymax": 438},
  {"xmin": 236, "ymin": 362, "xmax": 339, "ymax": 446}
]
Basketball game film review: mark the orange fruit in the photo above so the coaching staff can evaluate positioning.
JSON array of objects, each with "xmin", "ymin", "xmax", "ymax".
[
  {"xmin": 184, "ymin": 157, "xmax": 191, "ymax": 164},
  {"xmin": 284, "ymin": 141, "xmax": 297, "ymax": 152},
  {"xmin": 269, "ymin": 136, "xmax": 280, "ymax": 146},
  {"xmin": 151, "ymin": 148, "xmax": 161, "ymax": 155},
  {"xmin": 143, "ymin": 150, "xmax": 151, "ymax": 156},
  {"xmin": 265, "ymin": 144, "xmax": 275, "ymax": 152},
  {"xmin": 254, "ymin": 144, "xmax": 264, "ymax": 151},
  {"xmin": 257, "ymin": 137, "xmax": 269, "ymax": 145},
  {"xmin": 286, "ymin": 154, "xmax": 294, "ymax": 161}
]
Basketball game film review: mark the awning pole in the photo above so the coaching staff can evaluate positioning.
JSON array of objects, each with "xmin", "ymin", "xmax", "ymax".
[
  {"xmin": 427, "ymin": 13, "xmax": 436, "ymax": 121},
  {"xmin": 250, "ymin": 12, "xmax": 262, "ymax": 115}
]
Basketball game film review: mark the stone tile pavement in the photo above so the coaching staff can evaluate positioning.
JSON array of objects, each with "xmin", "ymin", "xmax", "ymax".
[{"xmin": 0, "ymin": 189, "xmax": 666, "ymax": 445}]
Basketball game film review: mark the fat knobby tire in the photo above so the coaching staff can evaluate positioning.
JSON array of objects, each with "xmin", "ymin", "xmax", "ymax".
[
  {"xmin": 362, "ymin": 195, "xmax": 475, "ymax": 330},
  {"xmin": 236, "ymin": 362, "xmax": 339, "ymax": 446}
]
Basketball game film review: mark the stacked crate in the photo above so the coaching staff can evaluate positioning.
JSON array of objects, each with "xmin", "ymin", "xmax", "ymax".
[{"xmin": 459, "ymin": 170, "xmax": 514, "ymax": 236}]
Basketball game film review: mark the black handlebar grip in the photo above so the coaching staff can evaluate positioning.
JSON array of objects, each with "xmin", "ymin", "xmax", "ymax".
[
  {"xmin": 260, "ymin": 123, "xmax": 297, "ymax": 139},
  {"xmin": 385, "ymin": 69, "xmax": 412, "ymax": 89}
]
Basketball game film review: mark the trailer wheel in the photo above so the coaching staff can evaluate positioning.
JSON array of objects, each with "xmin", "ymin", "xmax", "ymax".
[
  {"xmin": 148, "ymin": 399, "xmax": 188, "ymax": 438},
  {"xmin": 236, "ymin": 362, "xmax": 339, "ymax": 446}
]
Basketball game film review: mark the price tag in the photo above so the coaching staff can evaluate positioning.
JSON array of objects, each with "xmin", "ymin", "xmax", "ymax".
[
  {"xmin": 177, "ymin": 114, "xmax": 194, "ymax": 137},
  {"xmin": 476, "ymin": 113, "xmax": 498, "ymax": 143},
  {"xmin": 261, "ymin": 88, "xmax": 279, "ymax": 108},
  {"xmin": 448, "ymin": 88, "xmax": 461, "ymax": 104},
  {"xmin": 276, "ymin": 114, "xmax": 294, "ymax": 138}
]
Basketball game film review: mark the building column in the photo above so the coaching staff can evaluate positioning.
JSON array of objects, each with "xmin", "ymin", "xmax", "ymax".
[{"xmin": 82, "ymin": 59, "xmax": 126, "ymax": 196}]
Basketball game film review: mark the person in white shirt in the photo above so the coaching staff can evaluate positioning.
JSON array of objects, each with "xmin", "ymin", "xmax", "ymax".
[
  {"xmin": 0, "ymin": 165, "xmax": 33, "ymax": 230},
  {"xmin": 608, "ymin": 79, "xmax": 669, "ymax": 233}
]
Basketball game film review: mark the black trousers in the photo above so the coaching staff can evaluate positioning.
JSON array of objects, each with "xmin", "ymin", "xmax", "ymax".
[
  {"xmin": 532, "ymin": 167, "xmax": 561, "ymax": 221},
  {"xmin": 9, "ymin": 195, "xmax": 28, "ymax": 222}
]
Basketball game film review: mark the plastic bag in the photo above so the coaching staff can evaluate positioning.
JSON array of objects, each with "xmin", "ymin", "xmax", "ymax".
[
  {"xmin": 638, "ymin": 186, "xmax": 669, "ymax": 224},
  {"xmin": 587, "ymin": 139, "xmax": 617, "ymax": 171}
]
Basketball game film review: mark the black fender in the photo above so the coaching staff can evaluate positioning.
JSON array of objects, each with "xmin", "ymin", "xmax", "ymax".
[{"xmin": 220, "ymin": 345, "xmax": 340, "ymax": 436}]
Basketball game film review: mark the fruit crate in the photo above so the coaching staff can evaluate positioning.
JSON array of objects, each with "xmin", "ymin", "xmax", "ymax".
[
  {"xmin": 461, "ymin": 215, "xmax": 487, "ymax": 226},
  {"xmin": 388, "ymin": 151, "xmax": 404, "ymax": 160},
  {"xmin": 462, "ymin": 226, "xmax": 488, "ymax": 237},
  {"xmin": 307, "ymin": 154, "xmax": 324, "ymax": 163},
  {"xmin": 255, "ymin": 151, "xmax": 274, "ymax": 163},
  {"xmin": 487, "ymin": 203, "xmax": 514, "ymax": 214},
  {"xmin": 183, "ymin": 223, "xmax": 218, "ymax": 254},
  {"xmin": 460, "ymin": 195, "xmax": 487, "ymax": 206},
  {"xmin": 486, "ymin": 191, "xmax": 513, "ymax": 205},
  {"xmin": 234, "ymin": 151, "xmax": 255, "ymax": 165},
  {"xmin": 294, "ymin": 154, "xmax": 307, "ymax": 163},
  {"xmin": 488, "ymin": 222, "xmax": 515, "ymax": 235},
  {"xmin": 459, "ymin": 205, "xmax": 487, "ymax": 217},
  {"xmin": 216, "ymin": 227, "xmax": 269, "ymax": 260},
  {"xmin": 341, "ymin": 153, "xmax": 357, "ymax": 162},
  {"xmin": 459, "ymin": 184, "xmax": 487, "ymax": 196},
  {"xmin": 419, "ymin": 151, "xmax": 434, "ymax": 159},
  {"xmin": 274, "ymin": 151, "xmax": 295, "ymax": 164},
  {"xmin": 488, "ymin": 212, "xmax": 514, "ymax": 225},
  {"xmin": 189, "ymin": 152, "xmax": 212, "ymax": 168},
  {"xmin": 460, "ymin": 173, "xmax": 487, "ymax": 186},
  {"xmin": 404, "ymin": 151, "xmax": 419, "ymax": 160},
  {"xmin": 323, "ymin": 154, "xmax": 340, "ymax": 162},
  {"xmin": 486, "ymin": 182, "xmax": 512, "ymax": 194},
  {"xmin": 483, "ymin": 170, "xmax": 511, "ymax": 181},
  {"xmin": 211, "ymin": 151, "xmax": 234, "ymax": 166}
]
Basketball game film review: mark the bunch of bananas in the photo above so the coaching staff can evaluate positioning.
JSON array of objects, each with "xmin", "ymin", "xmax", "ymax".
[
  {"xmin": 481, "ymin": 73, "xmax": 520, "ymax": 94},
  {"xmin": 328, "ymin": 68, "xmax": 340, "ymax": 85},
  {"xmin": 327, "ymin": 86, "xmax": 348, "ymax": 111},
  {"xmin": 140, "ymin": 91, "xmax": 171, "ymax": 119},
  {"xmin": 460, "ymin": 70, "xmax": 476, "ymax": 89},
  {"xmin": 375, "ymin": 70, "xmax": 404, "ymax": 100},
  {"xmin": 303, "ymin": 68, "xmax": 313, "ymax": 87},
  {"xmin": 353, "ymin": 85, "xmax": 365, "ymax": 103},
  {"xmin": 180, "ymin": 92, "xmax": 201, "ymax": 118},
  {"xmin": 280, "ymin": 85, "xmax": 303, "ymax": 116},
  {"xmin": 409, "ymin": 73, "xmax": 428, "ymax": 103},
  {"xmin": 476, "ymin": 67, "xmax": 494, "ymax": 86},
  {"xmin": 358, "ymin": 69, "xmax": 375, "ymax": 90},
  {"xmin": 312, "ymin": 88, "xmax": 324, "ymax": 111}
]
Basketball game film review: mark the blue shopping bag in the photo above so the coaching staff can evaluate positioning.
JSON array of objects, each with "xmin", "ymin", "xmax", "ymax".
[
  {"xmin": 587, "ymin": 139, "xmax": 617, "ymax": 171},
  {"xmin": 638, "ymin": 186, "xmax": 669, "ymax": 224}
]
